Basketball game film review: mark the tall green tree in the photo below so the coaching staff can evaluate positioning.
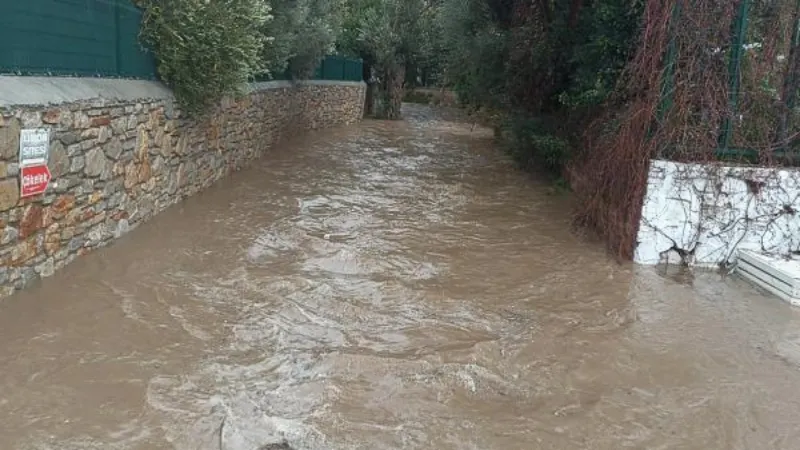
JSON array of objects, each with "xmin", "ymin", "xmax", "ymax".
[
  {"xmin": 438, "ymin": 0, "xmax": 644, "ymax": 172},
  {"xmin": 262, "ymin": 0, "xmax": 345, "ymax": 79},
  {"xmin": 340, "ymin": 0, "xmax": 439, "ymax": 119}
]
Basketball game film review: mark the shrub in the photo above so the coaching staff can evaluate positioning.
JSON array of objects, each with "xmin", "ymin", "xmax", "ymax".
[
  {"xmin": 500, "ymin": 115, "xmax": 570, "ymax": 174},
  {"xmin": 139, "ymin": 0, "xmax": 272, "ymax": 114},
  {"xmin": 262, "ymin": 0, "xmax": 343, "ymax": 79},
  {"xmin": 403, "ymin": 90, "xmax": 434, "ymax": 104}
]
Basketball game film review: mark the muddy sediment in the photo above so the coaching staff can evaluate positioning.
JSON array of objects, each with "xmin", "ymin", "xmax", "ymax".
[{"xmin": 1, "ymin": 105, "xmax": 800, "ymax": 449}]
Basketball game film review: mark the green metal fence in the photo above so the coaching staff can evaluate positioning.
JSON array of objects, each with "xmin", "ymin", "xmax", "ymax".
[
  {"xmin": 0, "ymin": 1, "xmax": 363, "ymax": 82},
  {"xmin": 0, "ymin": 0, "xmax": 156, "ymax": 78},
  {"xmin": 257, "ymin": 56, "xmax": 364, "ymax": 82},
  {"xmin": 313, "ymin": 55, "xmax": 364, "ymax": 82},
  {"xmin": 657, "ymin": 0, "xmax": 800, "ymax": 161}
]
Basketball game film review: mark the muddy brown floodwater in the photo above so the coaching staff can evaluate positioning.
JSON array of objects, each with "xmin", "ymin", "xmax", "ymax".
[{"xmin": 2, "ymin": 105, "xmax": 800, "ymax": 450}]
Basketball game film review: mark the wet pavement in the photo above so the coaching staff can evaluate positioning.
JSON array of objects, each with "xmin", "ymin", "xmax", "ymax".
[{"xmin": 2, "ymin": 104, "xmax": 800, "ymax": 450}]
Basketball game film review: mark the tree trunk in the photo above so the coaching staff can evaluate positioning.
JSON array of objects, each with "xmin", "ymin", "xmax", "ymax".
[
  {"xmin": 568, "ymin": 0, "xmax": 584, "ymax": 28},
  {"xmin": 365, "ymin": 84, "xmax": 376, "ymax": 117},
  {"xmin": 363, "ymin": 61, "xmax": 375, "ymax": 117},
  {"xmin": 377, "ymin": 63, "xmax": 406, "ymax": 120}
]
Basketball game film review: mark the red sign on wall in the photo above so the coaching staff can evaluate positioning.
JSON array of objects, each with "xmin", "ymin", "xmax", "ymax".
[{"xmin": 20, "ymin": 164, "xmax": 52, "ymax": 198}]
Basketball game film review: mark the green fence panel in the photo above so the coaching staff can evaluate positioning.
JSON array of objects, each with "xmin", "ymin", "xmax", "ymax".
[
  {"xmin": 318, "ymin": 55, "xmax": 363, "ymax": 81},
  {"xmin": 254, "ymin": 57, "xmax": 363, "ymax": 82},
  {"xmin": 314, "ymin": 59, "xmax": 326, "ymax": 80},
  {"xmin": 321, "ymin": 57, "xmax": 339, "ymax": 80},
  {"xmin": 0, "ymin": 0, "xmax": 362, "ymax": 83},
  {"xmin": 323, "ymin": 56, "xmax": 363, "ymax": 81},
  {"xmin": 116, "ymin": 2, "xmax": 157, "ymax": 79},
  {"xmin": 307, "ymin": 56, "xmax": 362, "ymax": 81},
  {"xmin": 347, "ymin": 59, "xmax": 363, "ymax": 82},
  {"xmin": 0, "ymin": 0, "xmax": 155, "ymax": 78},
  {"xmin": 718, "ymin": 0, "xmax": 751, "ymax": 151}
]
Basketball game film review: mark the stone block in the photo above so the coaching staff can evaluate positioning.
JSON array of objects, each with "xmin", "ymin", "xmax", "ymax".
[
  {"xmin": 20, "ymin": 111, "xmax": 42, "ymax": 128},
  {"xmin": 10, "ymin": 238, "xmax": 38, "ymax": 266},
  {"xmin": 73, "ymin": 112, "xmax": 91, "ymax": 129},
  {"xmin": 70, "ymin": 155, "xmax": 86, "ymax": 174},
  {"xmin": 87, "ymin": 190, "xmax": 104, "ymax": 205},
  {"xmin": 68, "ymin": 236, "xmax": 85, "ymax": 252},
  {"xmin": 81, "ymin": 139, "xmax": 98, "ymax": 151},
  {"xmin": 111, "ymin": 117, "xmax": 128, "ymax": 136},
  {"xmin": 51, "ymin": 194, "xmax": 76, "ymax": 217},
  {"xmin": 114, "ymin": 218, "xmax": 130, "ymax": 238},
  {"xmin": 124, "ymin": 162, "xmax": 138, "ymax": 189},
  {"xmin": 19, "ymin": 205, "xmax": 43, "ymax": 239},
  {"xmin": 49, "ymin": 140, "xmax": 70, "ymax": 179},
  {"xmin": 136, "ymin": 127, "xmax": 149, "ymax": 161},
  {"xmin": 84, "ymin": 148, "xmax": 107, "ymax": 177},
  {"xmin": 36, "ymin": 257, "xmax": 55, "ymax": 278},
  {"xmin": 1, "ymin": 226, "xmax": 18, "ymax": 245},
  {"xmin": 0, "ymin": 179, "xmax": 19, "ymax": 212},
  {"xmin": 91, "ymin": 116, "xmax": 111, "ymax": 127},
  {"xmin": 138, "ymin": 160, "xmax": 151, "ymax": 183},
  {"xmin": 97, "ymin": 126, "xmax": 112, "ymax": 144},
  {"xmin": 0, "ymin": 117, "xmax": 20, "ymax": 159},
  {"xmin": 42, "ymin": 109, "xmax": 61, "ymax": 125}
]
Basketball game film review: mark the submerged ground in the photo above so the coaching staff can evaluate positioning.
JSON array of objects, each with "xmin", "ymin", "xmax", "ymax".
[{"xmin": 1, "ymin": 105, "xmax": 800, "ymax": 450}]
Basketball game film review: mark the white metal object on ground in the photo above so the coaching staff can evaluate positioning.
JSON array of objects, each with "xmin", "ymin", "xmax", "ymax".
[{"xmin": 736, "ymin": 250, "xmax": 800, "ymax": 306}]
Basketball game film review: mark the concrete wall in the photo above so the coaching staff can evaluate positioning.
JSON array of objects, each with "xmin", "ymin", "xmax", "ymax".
[
  {"xmin": 635, "ymin": 159, "xmax": 800, "ymax": 267},
  {"xmin": 0, "ymin": 77, "xmax": 366, "ymax": 297}
]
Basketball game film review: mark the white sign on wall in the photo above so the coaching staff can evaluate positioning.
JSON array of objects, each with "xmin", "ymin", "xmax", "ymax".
[{"xmin": 19, "ymin": 128, "xmax": 50, "ymax": 167}]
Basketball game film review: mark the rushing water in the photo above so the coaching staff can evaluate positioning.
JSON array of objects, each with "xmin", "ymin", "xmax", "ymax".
[{"xmin": 2, "ymin": 105, "xmax": 800, "ymax": 450}]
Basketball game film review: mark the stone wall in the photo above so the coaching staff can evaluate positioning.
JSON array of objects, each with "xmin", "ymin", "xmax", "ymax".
[
  {"xmin": 635, "ymin": 159, "xmax": 800, "ymax": 267},
  {"xmin": 0, "ymin": 78, "xmax": 366, "ymax": 297}
]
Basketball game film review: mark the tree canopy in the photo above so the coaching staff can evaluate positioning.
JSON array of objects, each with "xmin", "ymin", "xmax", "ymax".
[
  {"xmin": 263, "ymin": 0, "xmax": 345, "ymax": 79},
  {"xmin": 337, "ymin": 0, "xmax": 441, "ymax": 118}
]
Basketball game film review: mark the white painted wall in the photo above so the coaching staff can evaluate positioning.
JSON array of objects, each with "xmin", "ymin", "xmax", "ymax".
[{"xmin": 635, "ymin": 160, "xmax": 800, "ymax": 267}]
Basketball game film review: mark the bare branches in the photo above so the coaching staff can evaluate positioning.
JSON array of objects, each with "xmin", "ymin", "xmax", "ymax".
[{"xmin": 573, "ymin": 0, "xmax": 800, "ymax": 259}]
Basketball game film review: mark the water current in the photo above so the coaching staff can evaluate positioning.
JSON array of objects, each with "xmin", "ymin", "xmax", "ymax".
[{"xmin": 2, "ymin": 105, "xmax": 800, "ymax": 449}]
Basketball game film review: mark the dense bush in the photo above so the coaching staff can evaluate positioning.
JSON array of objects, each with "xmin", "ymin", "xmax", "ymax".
[
  {"xmin": 338, "ymin": 0, "xmax": 438, "ymax": 119},
  {"xmin": 262, "ymin": 0, "xmax": 344, "ymax": 79},
  {"xmin": 559, "ymin": 0, "xmax": 645, "ymax": 109},
  {"xmin": 438, "ymin": 0, "xmax": 645, "ymax": 174},
  {"xmin": 139, "ymin": 0, "xmax": 271, "ymax": 114},
  {"xmin": 499, "ymin": 114, "xmax": 570, "ymax": 174}
]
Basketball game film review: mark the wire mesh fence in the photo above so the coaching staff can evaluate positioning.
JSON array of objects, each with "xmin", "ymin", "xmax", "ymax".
[
  {"xmin": 571, "ymin": 0, "xmax": 800, "ymax": 260},
  {"xmin": 652, "ymin": 0, "xmax": 800, "ymax": 164}
]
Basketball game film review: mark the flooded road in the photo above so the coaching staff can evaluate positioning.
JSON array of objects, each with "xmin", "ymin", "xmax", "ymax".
[{"xmin": 2, "ymin": 104, "xmax": 800, "ymax": 449}]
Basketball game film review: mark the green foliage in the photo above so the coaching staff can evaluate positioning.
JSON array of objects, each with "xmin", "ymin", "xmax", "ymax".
[
  {"xmin": 499, "ymin": 114, "xmax": 570, "ymax": 173},
  {"xmin": 559, "ymin": 0, "xmax": 645, "ymax": 108},
  {"xmin": 440, "ymin": 1, "xmax": 510, "ymax": 109},
  {"xmin": 139, "ymin": 0, "xmax": 271, "ymax": 115},
  {"xmin": 350, "ymin": 0, "xmax": 434, "ymax": 67},
  {"xmin": 262, "ymin": 0, "xmax": 344, "ymax": 79},
  {"xmin": 338, "ymin": 0, "xmax": 440, "ymax": 118},
  {"xmin": 438, "ymin": 0, "xmax": 645, "ymax": 174},
  {"xmin": 403, "ymin": 90, "xmax": 434, "ymax": 104}
]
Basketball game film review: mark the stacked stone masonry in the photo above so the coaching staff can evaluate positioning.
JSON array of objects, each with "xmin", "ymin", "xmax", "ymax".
[{"xmin": 0, "ymin": 81, "xmax": 366, "ymax": 297}]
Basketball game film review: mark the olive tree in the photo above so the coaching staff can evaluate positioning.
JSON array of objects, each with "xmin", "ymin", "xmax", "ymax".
[
  {"xmin": 341, "ymin": 0, "xmax": 438, "ymax": 119},
  {"xmin": 262, "ymin": 0, "xmax": 345, "ymax": 79}
]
